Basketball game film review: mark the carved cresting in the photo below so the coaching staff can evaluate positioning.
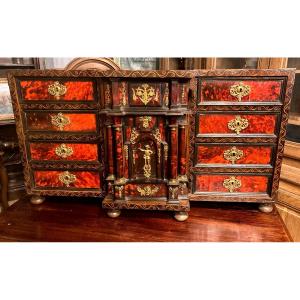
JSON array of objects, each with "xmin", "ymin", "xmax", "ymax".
[
  {"xmin": 58, "ymin": 171, "xmax": 76, "ymax": 187},
  {"xmin": 48, "ymin": 81, "xmax": 67, "ymax": 100},
  {"xmin": 51, "ymin": 113, "xmax": 71, "ymax": 131},
  {"xmin": 132, "ymin": 84, "xmax": 159, "ymax": 105},
  {"xmin": 137, "ymin": 185, "xmax": 159, "ymax": 196},
  {"xmin": 223, "ymin": 176, "xmax": 242, "ymax": 193},
  {"xmin": 228, "ymin": 115, "xmax": 249, "ymax": 134},
  {"xmin": 139, "ymin": 144, "xmax": 153, "ymax": 178},
  {"xmin": 223, "ymin": 146, "xmax": 244, "ymax": 164},
  {"xmin": 55, "ymin": 143, "xmax": 74, "ymax": 159},
  {"xmin": 230, "ymin": 82, "xmax": 251, "ymax": 101}
]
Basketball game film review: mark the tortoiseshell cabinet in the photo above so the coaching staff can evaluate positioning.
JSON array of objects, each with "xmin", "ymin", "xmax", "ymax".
[{"xmin": 7, "ymin": 69, "xmax": 295, "ymax": 221}]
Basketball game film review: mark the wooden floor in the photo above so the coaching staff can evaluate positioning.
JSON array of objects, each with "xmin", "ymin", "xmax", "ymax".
[{"xmin": 0, "ymin": 197, "xmax": 291, "ymax": 242}]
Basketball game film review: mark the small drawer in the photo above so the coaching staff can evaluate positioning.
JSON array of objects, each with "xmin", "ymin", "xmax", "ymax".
[
  {"xmin": 25, "ymin": 112, "xmax": 97, "ymax": 132},
  {"xmin": 194, "ymin": 174, "xmax": 269, "ymax": 193},
  {"xmin": 33, "ymin": 170, "xmax": 101, "ymax": 189},
  {"xmin": 125, "ymin": 183, "xmax": 167, "ymax": 198},
  {"xmin": 196, "ymin": 144, "xmax": 273, "ymax": 165},
  {"xmin": 197, "ymin": 113, "xmax": 277, "ymax": 136},
  {"xmin": 199, "ymin": 79, "xmax": 283, "ymax": 102},
  {"xmin": 29, "ymin": 143, "xmax": 98, "ymax": 161},
  {"xmin": 20, "ymin": 80, "xmax": 95, "ymax": 101}
]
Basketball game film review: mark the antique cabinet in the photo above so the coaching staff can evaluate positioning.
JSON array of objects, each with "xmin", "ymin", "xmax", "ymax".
[{"xmin": 7, "ymin": 69, "xmax": 295, "ymax": 221}]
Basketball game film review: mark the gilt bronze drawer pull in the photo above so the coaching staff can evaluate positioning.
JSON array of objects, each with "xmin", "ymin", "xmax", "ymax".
[
  {"xmin": 58, "ymin": 171, "xmax": 76, "ymax": 187},
  {"xmin": 223, "ymin": 146, "xmax": 244, "ymax": 164},
  {"xmin": 228, "ymin": 115, "xmax": 249, "ymax": 134},
  {"xmin": 51, "ymin": 113, "xmax": 70, "ymax": 131},
  {"xmin": 48, "ymin": 81, "xmax": 67, "ymax": 99},
  {"xmin": 55, "ymin": 144, "xmax": 73, "ymax": 159},
  {"xmin": 223, "ymin": 176, "xmax": 241, "ymax": 193},
  {"xmin": 230, "ymin": 82, "xmax": 251, "ymax": 101}
]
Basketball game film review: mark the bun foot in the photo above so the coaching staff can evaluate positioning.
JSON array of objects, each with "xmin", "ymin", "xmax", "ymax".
[
  {"xmin": 174, "ymin": 211, "xmax": 189, "ymax": 222},
  {"xmin": 258, "ymin": 203, "xmax": 274, "ymax": 213},
  {"xmin": 107, "ymin": 209, "xmax": 121, "ymax": 218},
  {"xmin": 30, "ymin": 195, "xmax": 45, "ymax": 205}
]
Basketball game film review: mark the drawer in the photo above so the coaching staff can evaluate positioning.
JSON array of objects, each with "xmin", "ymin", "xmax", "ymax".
[
  {"xmin": 196, "ymin": 144, "xmax": 274, "ymax": 165},
  {"xmin": 33, "ymin": 170, "xmax": 101, "ymax": 189},
  {"xmin": 29, "ymin": 143, "xmax": 98, "ymax": 161},
  {"xmin": 20, "ymin": 80, "xmax": 95, "ymax": 101},
  {"xmin": 125, "ymin": 183, "xmax": 167, "ymax": 199},
  {"xmin": 25, "ymin": 112, "xmax": 97, "ymax": 132},
  {"xmin": 194, "ymin": 174, "xmax": 269, "ymax": 193},
  {"xmin": 197, "ymin": 113, "xmax": 277, "ymax": 135},
  {"xmin": 199, "ymin": 79, "xmax": 283, "ymax": 102}
]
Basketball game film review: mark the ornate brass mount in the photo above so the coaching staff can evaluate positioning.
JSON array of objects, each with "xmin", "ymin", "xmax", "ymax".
[
  {"xmin": 51, "ymin": 113, "xmax": 70, "ymax": 131},
  {"xmin": 169, "ymin": 186, "xmax": 179, "ymax": 199},
  {"xmin": 58, "ymin": 171, "xmax": 76, "ymax": 187},
  {"xmin": 132, "ymin": 84, "xmax": 159, "ymax": 105},
  {"xmin": 223, "ymin": 146, "xmax": 243, "ymax": 164},
  {"xmin": 105, "ymin": 84, "xmax": 111, "ymax": 105},
  {"xmin": 115, "ymin": 186, "xmax": 124, "ymax": 198},
  {"xmin": 130, "ymin": 128, "xmax": 139, "ymax": 144},
  {"xmin": 55, "ymin": 143, "xmax": 74, "ymax": 159},
  {"xmin": 139, "ymin": 116, "xmax": 152, "ymax": 128},
  {"xmin": 139, "ymin": 144, "xmax": 153, "ymax": 178},
  {"xmin": 123, "ymin": 145, "xmax": 129, "ymax": 160},
  {"xmin": 223, "ymin": 176, "xmax": 241, "ymax": 193},
  {"xmin": 120, "ymin": 82, "xmax": 127, "ymax": 106},
  {"xmin": 48, "ymin": 81, "xmax": 67, "ymax": 100},
  {"xmin": 230, "ymin": 82, "xmax": 251, "ymax": 101},
  {"xmin": 164, "ymin": 83, "xmax": 169, "ymax": 106},
  {"xmin": 227, "ymin": 115, "xmax": 249, "ymax": 134},
  {"xmin": 137, "ymin": 185, "xmax": 159, "ymax": 196}
]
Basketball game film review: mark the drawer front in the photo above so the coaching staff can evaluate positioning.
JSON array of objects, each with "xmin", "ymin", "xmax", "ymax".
[
  {"xmin": 26, "ymin": 112, "xmax": 97, "ymax": 132},
  {"xmin": 33, "ymin": 170, "xmax": 100, "ymax": 189},
  {"xmin": 125, "ymin": 183, "xmax": 167, "ymax": 198},
  {"xmin": 194, "ymin": 174, "xmax": 269, "ymax": 193},
  {"xmin": 197, "ymin": 114, "xmax": 277, "ymax": 135},
  {"xmin": 29, "ymin": 143, "xmax": 98, "ymax": 161},
  {"xmin": 20, "ymin": 80, "xmax": 95, "ymax": 101},
  {"xmin": 196, "ymin": 145, "xmax": 273, "ymax": 165},
  {"xmin": 199, "ymin": 79, "xmax": 282, "ymax": 102}
]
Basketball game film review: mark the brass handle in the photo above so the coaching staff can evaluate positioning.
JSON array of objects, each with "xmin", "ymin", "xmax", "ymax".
[
  {"xmin": 223, "ymin": 176, "xmax": 241, "ymax": 193},
  {"xmin": 58, "ymin": 171, "xmax": 76, "ymax": 187},
  {"xmin": 230, "ymin": 82, "xmax": 251, "ymax": 101},
  {"xmin": 48, "ymin": 81, "xmax": 67, "ymax": 99},
  {"xmin": 223, "ymin": 146, "xmax": 243, "ymax": 164},
  {"xmin": 227, "ymin": 115, "xmax": 249, "ymax": 135},
  {"xmin": 51, "ymin": 113, "xmax": 70, "ymax": 131},
  {"xmin": 55, "ymin": 144, "xmax": 73, "ymax": 159},
  {"xmin": 137, "ymin": 185, "xmax": 159, "ymax": 196}
]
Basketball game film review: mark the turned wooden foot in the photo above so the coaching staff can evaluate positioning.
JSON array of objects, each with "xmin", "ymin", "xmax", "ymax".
[
  {"xmin": 30, "ymin": 195, "xmax": 45, "ymax": 205},
  {"xmin": 107, "ymin": 209, "xmax": 121, "ymax": 218},
  {"xmin": 258, "ymin": 203, "xmax": 274, "ymax": 213},
  {"xmin": 174, "ymin": 211, "xmax": 189, "ymax": 222}
]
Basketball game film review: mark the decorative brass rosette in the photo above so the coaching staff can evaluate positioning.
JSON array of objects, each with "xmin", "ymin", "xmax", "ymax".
[
  {"xmin": 223, "ymin": 176, "xmax": 241, "ymax": 193},
  {"xmin": 58, "ymin": 171, "xmax": 76, "ymax": 187},
  {"xmin": 55, "ymin": 144, "xmax": 73, "ymax": 159},
  {"xmin": 48, "ymin": 81, "xmax": 67, "ymax": 99},
  {"xmin": 227, "ymin": 115, "xmax": 249, "ymax": 134},
  {"xmin": 223, "ymin": 146, "xmax": 244, "ymax": 164},
  {"xmin": 51, "ymin": 113, "xmax": 71, "ymax": 131},
  {"xmin": 230, "ymin": 82, "xmax": 251, "ymax": 101}
]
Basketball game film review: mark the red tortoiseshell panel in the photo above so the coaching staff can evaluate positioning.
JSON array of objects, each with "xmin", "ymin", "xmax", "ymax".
[
  {"xmin": 33, "ymin": 171, "xmax": 100, "ymax": 188},
  {"xmin": 20, "ymin": 80, "xmax": 94, "ymax": 101},
  {"xmin": 198, "ymin": 114, "xmax": 276, "ymax": 135},
  {"xmin": 125, "ymin": 184, "xmax": 167, "ymax": 198},
  {"xmin": 200, "ymin": 80, "xmax": 282, "ymax": 102},
  {"xmin": 30, "ymin": 143, "xmax": 98, "ymax": 161},
  {"xmin": 197, "ymin": 145, "xmax": 272, "ymax": 165},
  {"xmin": 26, "ymin": 112, "xmax": 97, "ymax": 132},
  {"xmin": 195, "ymin": 175, "xmax": 268, "ymax": 193}
]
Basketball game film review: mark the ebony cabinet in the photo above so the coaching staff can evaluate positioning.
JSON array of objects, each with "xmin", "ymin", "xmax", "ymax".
[{"xmin": 7, "ymin": 69, "xmax": 295, "ymax": 221}]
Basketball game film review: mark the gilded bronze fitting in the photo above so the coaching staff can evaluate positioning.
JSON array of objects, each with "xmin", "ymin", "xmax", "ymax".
[
  {"xmin": 132, "ymin": 84, "xmax": 159, "ymax": 105},
  {"xmin": 58, "ymin": 171, "xmax": 77, "ymax": 187},
  {"xmin": 51, "ymin": 113, "xmax": 71, "ymax": 131},
  {"xmin": 164, "ymin": 83, "xmax": 169, "ymax": 106},
  {"xmin": 230, "ymin": 82, "xmax": 251, "ymax": 101},
  {"xmin": 223, "ymin": 146, "xmax": 244, "ymax": 164},
  {"xmin": 164, "ymin": 144, "xmax": 168, "ymax": 161},
  {"xmin": 227, "ymin": 115, "xmax": 249, "ymax": 134},
  {"xmin": 123, "ymin": 145, "xmax": 129, "ymax": 160},
  {"xmin": 139, "ymin": 116, "xmax": 152, "ymax": 128},
  {"xmin": 223, "ymin": 176, "xmax": 241, "ymax": 193},
  {"xmin": 115, "ymin": 185, "xmax": 124, "ymax": 198},
  {"xmin": 169, "ymin": 186, "xmax": 178, "ymax": 199},
  {"xmin": 120, "ymin": 82, "xmax": 127, "ymax": 106},
  {"xmin": 130, "ymin": 128, "xmax": 139, "ymax": 144},
  {"xmin": 153, "ymin": 128, "xmax": 162, "ymax": 143},
  {"xmin": 48, "ymin": 81, "xmax": 67, "ymax": 99},
  {"xmin": 137, "ymin": 185, "xmax": 159, "ymax": 196},
  {"xmin": 105, "ymin": 84, "xmax": 111, "ymax": 105},
  {"xmin": 139, "ymin": 144, "xmax": 153, "ymax": 178},
  {"xmin": 55, "ymin": 143, "xmax": 74, "ymax": 159}
]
